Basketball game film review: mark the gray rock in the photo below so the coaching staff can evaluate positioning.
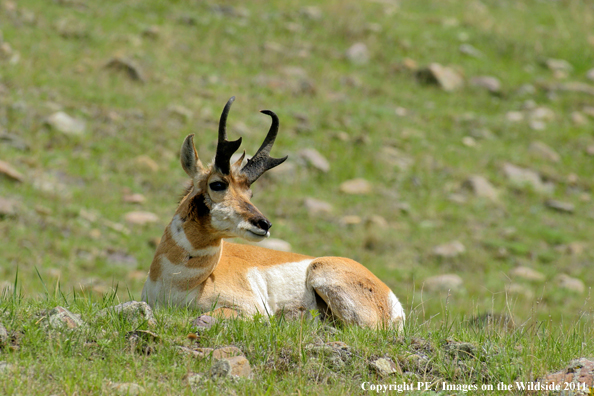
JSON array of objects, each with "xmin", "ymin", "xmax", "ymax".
[
  {"xmin": 340, "ymin": 178, "xmax": 372, "ymax": 195},
  {"xmin": 571, "ymin": 111, "xmax": 588, "ymax": 126},
  {"xmin": 46, "ymin": 111, "xmax": 85, "ymax": 136},
  {"xmin": 509, "ymin": 266, "xmax": 545, "ymax": 282},
  {"xmin": 192, "ymin": 315, "xmax": 217, "ymax": 330},
  {"xmin": 210, "ymin": 355, "xmax": 252, "ymax": 379},
  {"xmin": 0, "ymin": 322, "xmax": 8, "ymax": 346},
  {"xmin": 423, "ymin": 274, "xmax": 463, "ymax": 292},
  {"xmin": 463, "ymin": 175, "xmax": 499, "ymax": 202},
  {"xmin": 298, "ymin": 148, "xmax": 330, "ymax": 172},
  {"xmin": 505, "ymin": 283, "xmax": 534, "ymax": 299},
  {"xmin": 346, "ymin": 43, "xmax": 369, "ymax": 65},
  {"xmin": 416, "ymin": 63, "xmax": 464, "ymax": 92},
  {"xmin": 536, "ymin": 358, "xmax": 594, "ymax": 393},
  {"xmin": 529, "ymin": 141, "xmax": 560, "ymax": 163},
  {"xmin": 0, "ymin": 361, "xmax": 14, "ymax": 375},
  {"xmin": 433, "ymin": 241, "xmax": 466, "ymax": 258},
  {"xmin": 0, "ymin": 160, "xmax": 24, "ymax": 182},
  {"xmin": 43, "ymin": 306, "xmax": 86, "ymax": 330},
  {"xmin": 104, "ymin": 57, "xmax": 145, "ymax": 82},
  {"xmin": 255, "ymin": 238, "xmax": 292, "ymax": 252},
  {"xmin": 0, "ymin": 197, "xmax": 19, "ymax": 217},
  {"xmin": 98, "ymin": 301, "xmax": 157, "ymax": 327},
  {"xmin": 108, "ymin": 382, "xmax": 145, "ymax": 396},
  {"xmin": 544, "ymin": 58, "xmax": 573, "ymax": 73},
  {"xmin": 459, "ymin": 44, "xmax": 483, "ymax": 58},
  {"xmin": 555, "ymin": 274, "xmax": 585, "ymax": 294},
  {"xmin": 443, "ymin": 341, "xmax": 477, "ymax": 359},
  {"xmin": 370, "ymin": 358, "xmax": 400, "ymax": 377},
  {"xmin": 545, "ymin": 199, "xmax": 574, "ymax": 214},
  {"xmin": 587, "ymin": 68, "xmax": 594, "ymax": 81},
  {"xmin": 380, "ymin": 147, "xmax": 413, "ymax": 171},
  {"xmin": 304, "ymin": 197, "xmax": 333, "ymax": 215},
  {"xmin": 124, "ymin": 211, "xmax": 159, "ymax": 225},
  {"xmin": 502, "ymin": 163, "xmax": 553, "ymax": 194},
  {"xmin": 470, "ymin": 76, "xmax": 501, "ymax": 93}
]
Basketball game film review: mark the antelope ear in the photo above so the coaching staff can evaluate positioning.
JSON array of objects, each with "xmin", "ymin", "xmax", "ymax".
[{"xmin": 180, "ymin": 134, "xmax": 204, "ymax": 177}]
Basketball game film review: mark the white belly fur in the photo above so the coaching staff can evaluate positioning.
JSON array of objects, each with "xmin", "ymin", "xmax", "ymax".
[{"xmin": 246, "ymin": 259, "xmax": 317, "ymax": 318}]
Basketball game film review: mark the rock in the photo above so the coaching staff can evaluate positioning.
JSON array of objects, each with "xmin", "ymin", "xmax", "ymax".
[
  {"xmin": 370, "ymin": 358, "xmax": 400, "ymax": 377},
  {"xmin": 463, "ymin": 175, "xmax": 499, "ymax": 202},
  {"xmin": 571, "ymin": 111, "xmax": 588, "ymax": 126},
  {"xmin": 255, "ymin": 238, "xmax": 292, "ymax": 252},
  {"xmin": 587, "ymin": 68, "xmax": 594, "ymax": 81},
  {"xmin": 124, "ymin": 211, "xmax": 159, "ymax": 225},
  {"xmin": 298, "ymin": 148, "xmax": 330, "ymax": 172},
  {"xmin": 340, "ymin": 178, "xmax": 372, "ymax": 195},
  {"xmin": 0, "ymin": 197, "xmax": 19, "ymax": 217},
  {"xmin": 210, "ymin": 355, "xmax": 252, "ymax": 379},
  {"xmin": 0, "ymin": 160, "xmax": 24, "ymax": 182},
  {"xmin": 462, "ymin": 136, "xmax": 476, "ymax": 147},
  {"xmin": 555, "ymin": 274, "xmax": 585, "ymax": 294},
  {"xmin": 545, "ymin": 199, "xmax": 574, "ymax": 214},
  {"xmin": 416, "ymin": 63, "xmax": 464, "ymax": 92},
  {"xmin": 433, "ymin": 241, "xmax": 466, "ymax": 258},
  {"xmin": 192, "ymin": 315, "xmax": 217, "ymax": 330},
  {"xmin": 300, "ymin": 6, "xmax": 322, "ymax": 20},
  {"xmin": 587, "ymin": 145, "xmax": 594, "ymax": 156},
  {"xmin": 304, "ymin": 197, "xmax": 333, "ymax": 215},
  {"xmin": 0, "ymin": 132, "xmax": 29, "ymax": 151},
  {"xmin": 509, "ymin": 266, "xmax": 545, "ymax": 282},
  {"xmin": 423, "ymin": 274, "xmax": 463, "ymax": 292},
  {"xmin": 443, "ymin": 341, "xmax": 477, "ymax": 359},
  {"xmin": 134, "ymin": 155, "xmax": 159, "ymax": 172},
  {"xmin": 123, "ymin": 193, "xmax": 146, "ymax": 204},
  {"xmin": 346, "ymin": 43, "xmax": 369, "ymax": 65},
  {"xmin": 459, "ymin": 43, "xmax": 483, "ymax": 58},
  {"xmin": 98, "ymin": 301, "xmax": 157, "ymax": 327},
  {"xmin": 340, "ymin": 215, "xmax": 362, "ymax": 225},
  {"xmin": 529, "ymin": 141, "xmax": 560, "ymax": 163},
  {"xmin": 141, "ymin": 25, "xmax": 160, "ymax": 39},
  {"xmin": 529, "ymin": 120, "xmax": 546, "ymax": 131},
  {"xmin": 106, "ymin": 250, "xmax": 138, "ymax": 267},
  {"xmin": 544, "ymin": 58, "xmax": 573, "ymax": 74},
  {"xmin": 506, "ymin": 111, "xmax": 524, "ymax": 122},
  {"xmin": 553, "ymin": 82, "xmax": 594, "ymax": 96},
  {"xmin": 0, "ymin": 321, "xmax": 8, "ymax": 346},
  {"xmin": 0, "ymin": 361, "xmax": 14, "ymax": 375},
  {"xmin": 505, "ymin": 283, "xmax": 534, "ymax": 299},
  {"xmin": 43, "ymin": 306, "xmax": 86, "ymax": 330},
  {"xmin": 380, "ymin": 147, "xmax": 413, "ymax": 171},
  {"xmin": 212, "ymin": 346, "xmax": 244, "ymax": 360},
  {"xmin": 536, "ymin": 358, "xmax": 594, "ymax": 391},
  {"xmin": 502, "ymin": 163, "xmax": 553, "ymax": 194},
  {"xmin": 104, "ymin": 57, "xmax": 145, "ymax": 82},
  {"xmin": 46, "ymin": 111, "xmax": 85, "ymax": 136},
  {"xmin": 108, "ymin": 382, "xmax": 145, "ymax": 396},
  {"xmin": 470, "ymin": 76, "xmax": 501, "ymax": 93}
]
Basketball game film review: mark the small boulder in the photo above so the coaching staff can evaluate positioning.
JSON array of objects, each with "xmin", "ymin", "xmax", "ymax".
[
  {"xmin": 433, "ymin": 241, "xmax": 466, "ymax": 258},
  {"xmin": 340, "ymin": 178, "xmax": 372, "ymax": 195},
  {"xmin": 529, "ymin": 141, "xmax": 560, "ymax": 163},
  {"xmin": 304, "ymin": 197, "xmax": 333, "ymax": 215},
  {"xmin": 509, "ymin": 266, "xmax": 545, "ymax": 282},
  {"xmin": 298, "ymin": 148, "xmax": 330, "ymax": 172},
  {"xmin": 416, "ymin": 63, "xmax": 464, "ymax": 92},
  {"xmin": 545, "ymin": 199, "xmax": 575, "ymax": 214},
  {"xmin": 43, "ymin": 306, "xmax": 86, "ymax": 330},
  {"xmin": 0, "ymin": 321, "xmax": 8, "ymax": 346},
  {"xmin": 502, "ymin": 163, "xmax": 553, "ymax": 194},
  {"xmin": 108, "ymin": 382, "xmax": 145, "ymax": 396},
  {"xmin": 46, "ymin": 111, "xmax": 85, "ymax": 136},
  {"xmin": 0, "ymin": 197, "xmax": 19, "ymax": 217},
  {"xmin": 346, "ymin": 43, "xmax": 369, "ymax": 65},
  {"xmin": 536, "ymin": 358, "xmax": 594, "ymax": 390},
  {"xmin": 124, "ymin": 211, "xmax": 159, "ymax": 226},
  {"xmin": 423, "ymin": 274, "xmax": 463, "ymax": 292},
  {"xmin": 470, "ymin": 76, "xmax": 501, "ymax": 94},
  {"xmin": 370, "ymin": 358, "xmax": 400, "ymax": 377},
  {"xmin": 463, "ymin": 175, "xmax": 499, "ymax": 202},
  {"xmin": 210, "ymin": 355, "xmax": 252, "ymax": 379},
  {"xmin": 555, "ymin": 274, "xmax": 585, "ymax": 294},
  {"xmin": 0, "ymin": 160, "xmax": 24, "ymax": 182},
  {"xmin": 98, "ymin": 301, "xmax": 157, "ymax": 327},
  {"xmin": 192, "ymin": 315, "xmax": 217, "ymax": 330}
]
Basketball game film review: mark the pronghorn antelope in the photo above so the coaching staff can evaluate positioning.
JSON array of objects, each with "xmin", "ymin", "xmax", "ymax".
[{"xmin": 141, "ymin": 97, "xmax": 405, "ymax": 329}]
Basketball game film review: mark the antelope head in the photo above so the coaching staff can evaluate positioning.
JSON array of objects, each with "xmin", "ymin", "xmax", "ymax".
[{"xmin": 179, "ymin": 97, "xmax": 287, "ymax": 242}]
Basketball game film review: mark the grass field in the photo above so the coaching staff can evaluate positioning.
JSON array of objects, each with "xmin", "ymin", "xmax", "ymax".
[{"xmin": 1, "ymin": 0, "xmax": 593, "ymax": 394}]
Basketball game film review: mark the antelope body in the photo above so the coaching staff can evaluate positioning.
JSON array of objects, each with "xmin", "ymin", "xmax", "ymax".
[{"xmin": 141, "ymin": 97, "xmax": 405, "ymax": 328}]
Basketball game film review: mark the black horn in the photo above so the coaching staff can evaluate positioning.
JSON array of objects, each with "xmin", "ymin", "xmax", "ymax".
[
  {"xmin": 241, "ymin": 110, "xmax": 288, "ymax": 185},
  {"xmin": 214, "ymin": 97, "xmax": 242, "ymax": 175}
]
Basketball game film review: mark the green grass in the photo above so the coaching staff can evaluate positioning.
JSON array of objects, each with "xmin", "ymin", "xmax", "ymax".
[{"xmin": 1, "ymin": 0, "xmax": 594, "ymax": 394}]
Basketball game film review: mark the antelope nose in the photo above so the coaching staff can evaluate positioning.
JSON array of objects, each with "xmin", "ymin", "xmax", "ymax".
[{"xmin": 254, "ymin": 218, "xmax": 272, "ymax": 232}]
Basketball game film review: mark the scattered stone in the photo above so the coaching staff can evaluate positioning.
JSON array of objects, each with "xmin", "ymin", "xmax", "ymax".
[
  {"xmin": 108, "ymin": 382, "xmax": 145, "ymax": 396},
  {"xmin": 545, "ymin": 199, "xmax": 574, "ymax": 214},
  {"xmin": 124, "ymin": 211, "xmax": 159, "ymax": 225},
  {"xmin": 517, "ymin": 84, "xmax": 536, "ymax": 96},
  {"xmin": 555, "ymin": 274, "xmax": 585, "ymax": 294},
  {"xmin": 141, "ymin": 25, "xmax": 160, "ymax": 40},
  {"xmin": 42, "ymin": 306, "xmax": 86, "ymax": 330},
  {"xmin": 470, "ymin": 76, "xmax": 501, "ymax": 93},
  {"xmin": 98, "ymin": 301, "xmax": 157, "ymax": 327},
  {"xmin": 210, "ymin": 355, "xmax": 252, "ymax": 379},
  {"xmin": 255, "ymin": 238, "xmax": 292, "ymax": 252},
  {"xmin": 0, "ymin": 160, "xmax": 24, "ymax": 182},
  {"xmin": 443, "ymin": 341, "xmax": 477, "ymax": 359},
  {"xmin": 571, "ymin": 111, "xmax": 588, "ymax": 126},
  {"xmin": 0, "ymin": 197, "xmax": 19, "ymax": 217},
  {"xmin": 423, "ymin": 274, "xmax": 464, "ymax": 292},
  {"xmin": 104, "ymin": 57, "xmax": 145, "ymax": 82},
  {"xmin": 468, "ymin": 312, "xmax": 515, "ymax": 330},
  {"xmin": 0, "ymin": 321, "xmax": 8, "ymax": 346},
  {"xmin": 123, "ymin": 193, "xmax": 146, "ymax": 204},
  {"xmin": 544, "ymin": 58, "xmax": 573, "ymax": 74},
  {"xmin": 509, "ymin": 266, "xmax": 545, "ymax": 282},
  {"xmin": 529, "ymin": 120, "xmax": 546, "ymax": 131},
  {"xmin": 168, "ymin": 104, "xmax": 193, "ymax": 122},
  {"xmin": 536, "ymin": 358, "xmax": 594, "ymax": 391},
  {"xmin": 0, "ymin": 132, "xmax": 29, "ymax": 151},
  {"xmin": 528, "ymin": 141, "xmax": 560, "ymax": 163},
  {"xmin": 298, "ymin": 148, "xmax": 330, "ymax": 172},
  {"xmin": 505, "ymin": 283, "xmax": 534, "ymax": 299},
  {"xmin": 127, "ymin": 330, "xmax": 160, "ymax": 355},
  {"xmin": 433, "ymin": 241, "xmax": 466, "ymax": 258},
  {"xmin": 567, "ymin": 241, "xmax": 587, "ymax": 256},
  {"xmin": 134, "ymin": 155, "xmax": 159, "ymax": 172},
  {"xmin": 340, "ymin": 178, "xmax": 372, "ymax": 195},
  {"xmin": 506, "ymin": 111, "xmax": 524, "ymax": 122},
  {"xmin": 211, "ymin": 346, "xmax": 244, "ymax": 360},
  {"xmin": 45, "ymin": 111, "xmax": 85, "ymax": 136},
  {"xmin": 340, "ymin": 215, "xmax": 362, "ymax": 226},
  {"xmin": 346, "ymin": 43, "xmax": 369, "ymax": 65},
  {"xmin": 459, "ymin": 43, "xmax": 483, "ymax": 58},
  {"xmin": 106, "ymin": 250, "xmax": 138, "ymax": 267},
  {"xmin": 462, "ymin": 136, "xmax": 476, "ymax": 147},
  {"xmin": 502, "ymin": 163, "xmax": 553, "ymax": 194},
  {"xmin": 530, "ymin": 106, "xmax": 555, "ymax": 122},
  {"xmin": 0, "ymin": 361, "xmax": 14, "ymax": 375},
  {"xmin": 192, "ymin": 315, "xmax": 217, "ymax": 330},
  {"xmin": 370, "ymin": 358, "xmax": 401, "ymax": 377},
  {"xmin": 587, "ymin": 145, "xmax": 594, "ymax": 156},
  {"xmin": 300, "ymin": 6, "xmax": 322, "ymax": 20},
  {"xmin": 553, "ymin": 82, "xmax": 594, "ymax": 96},
  {"xmin": 304, "ymin": 197, "xmax": 333, "ymax": 215},
  {"xmin": 463, "ymin": 175, "xmax": 499, "ymax": 202},
  {"xmin": 416, "ymin": 63, "xmax": 464, "ymax": 92},
  {"xmin": 380, "ymin": 147, "xmax": 413, "ymax": 171}
]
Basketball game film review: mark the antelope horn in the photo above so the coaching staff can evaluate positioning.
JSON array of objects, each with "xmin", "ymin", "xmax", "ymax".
[
  {"xmin": 241, "ymin": 110, "xmax": 288, "ymax": 185},
  {"xmin": 214, "ymin": 96, "xmax": 242, "ymax": 175}
]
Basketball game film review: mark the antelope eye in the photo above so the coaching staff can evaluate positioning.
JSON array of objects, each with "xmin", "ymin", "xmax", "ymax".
[{"xmin": 209, "ymin": 181, "xmax": 228, "ymax": 191}]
